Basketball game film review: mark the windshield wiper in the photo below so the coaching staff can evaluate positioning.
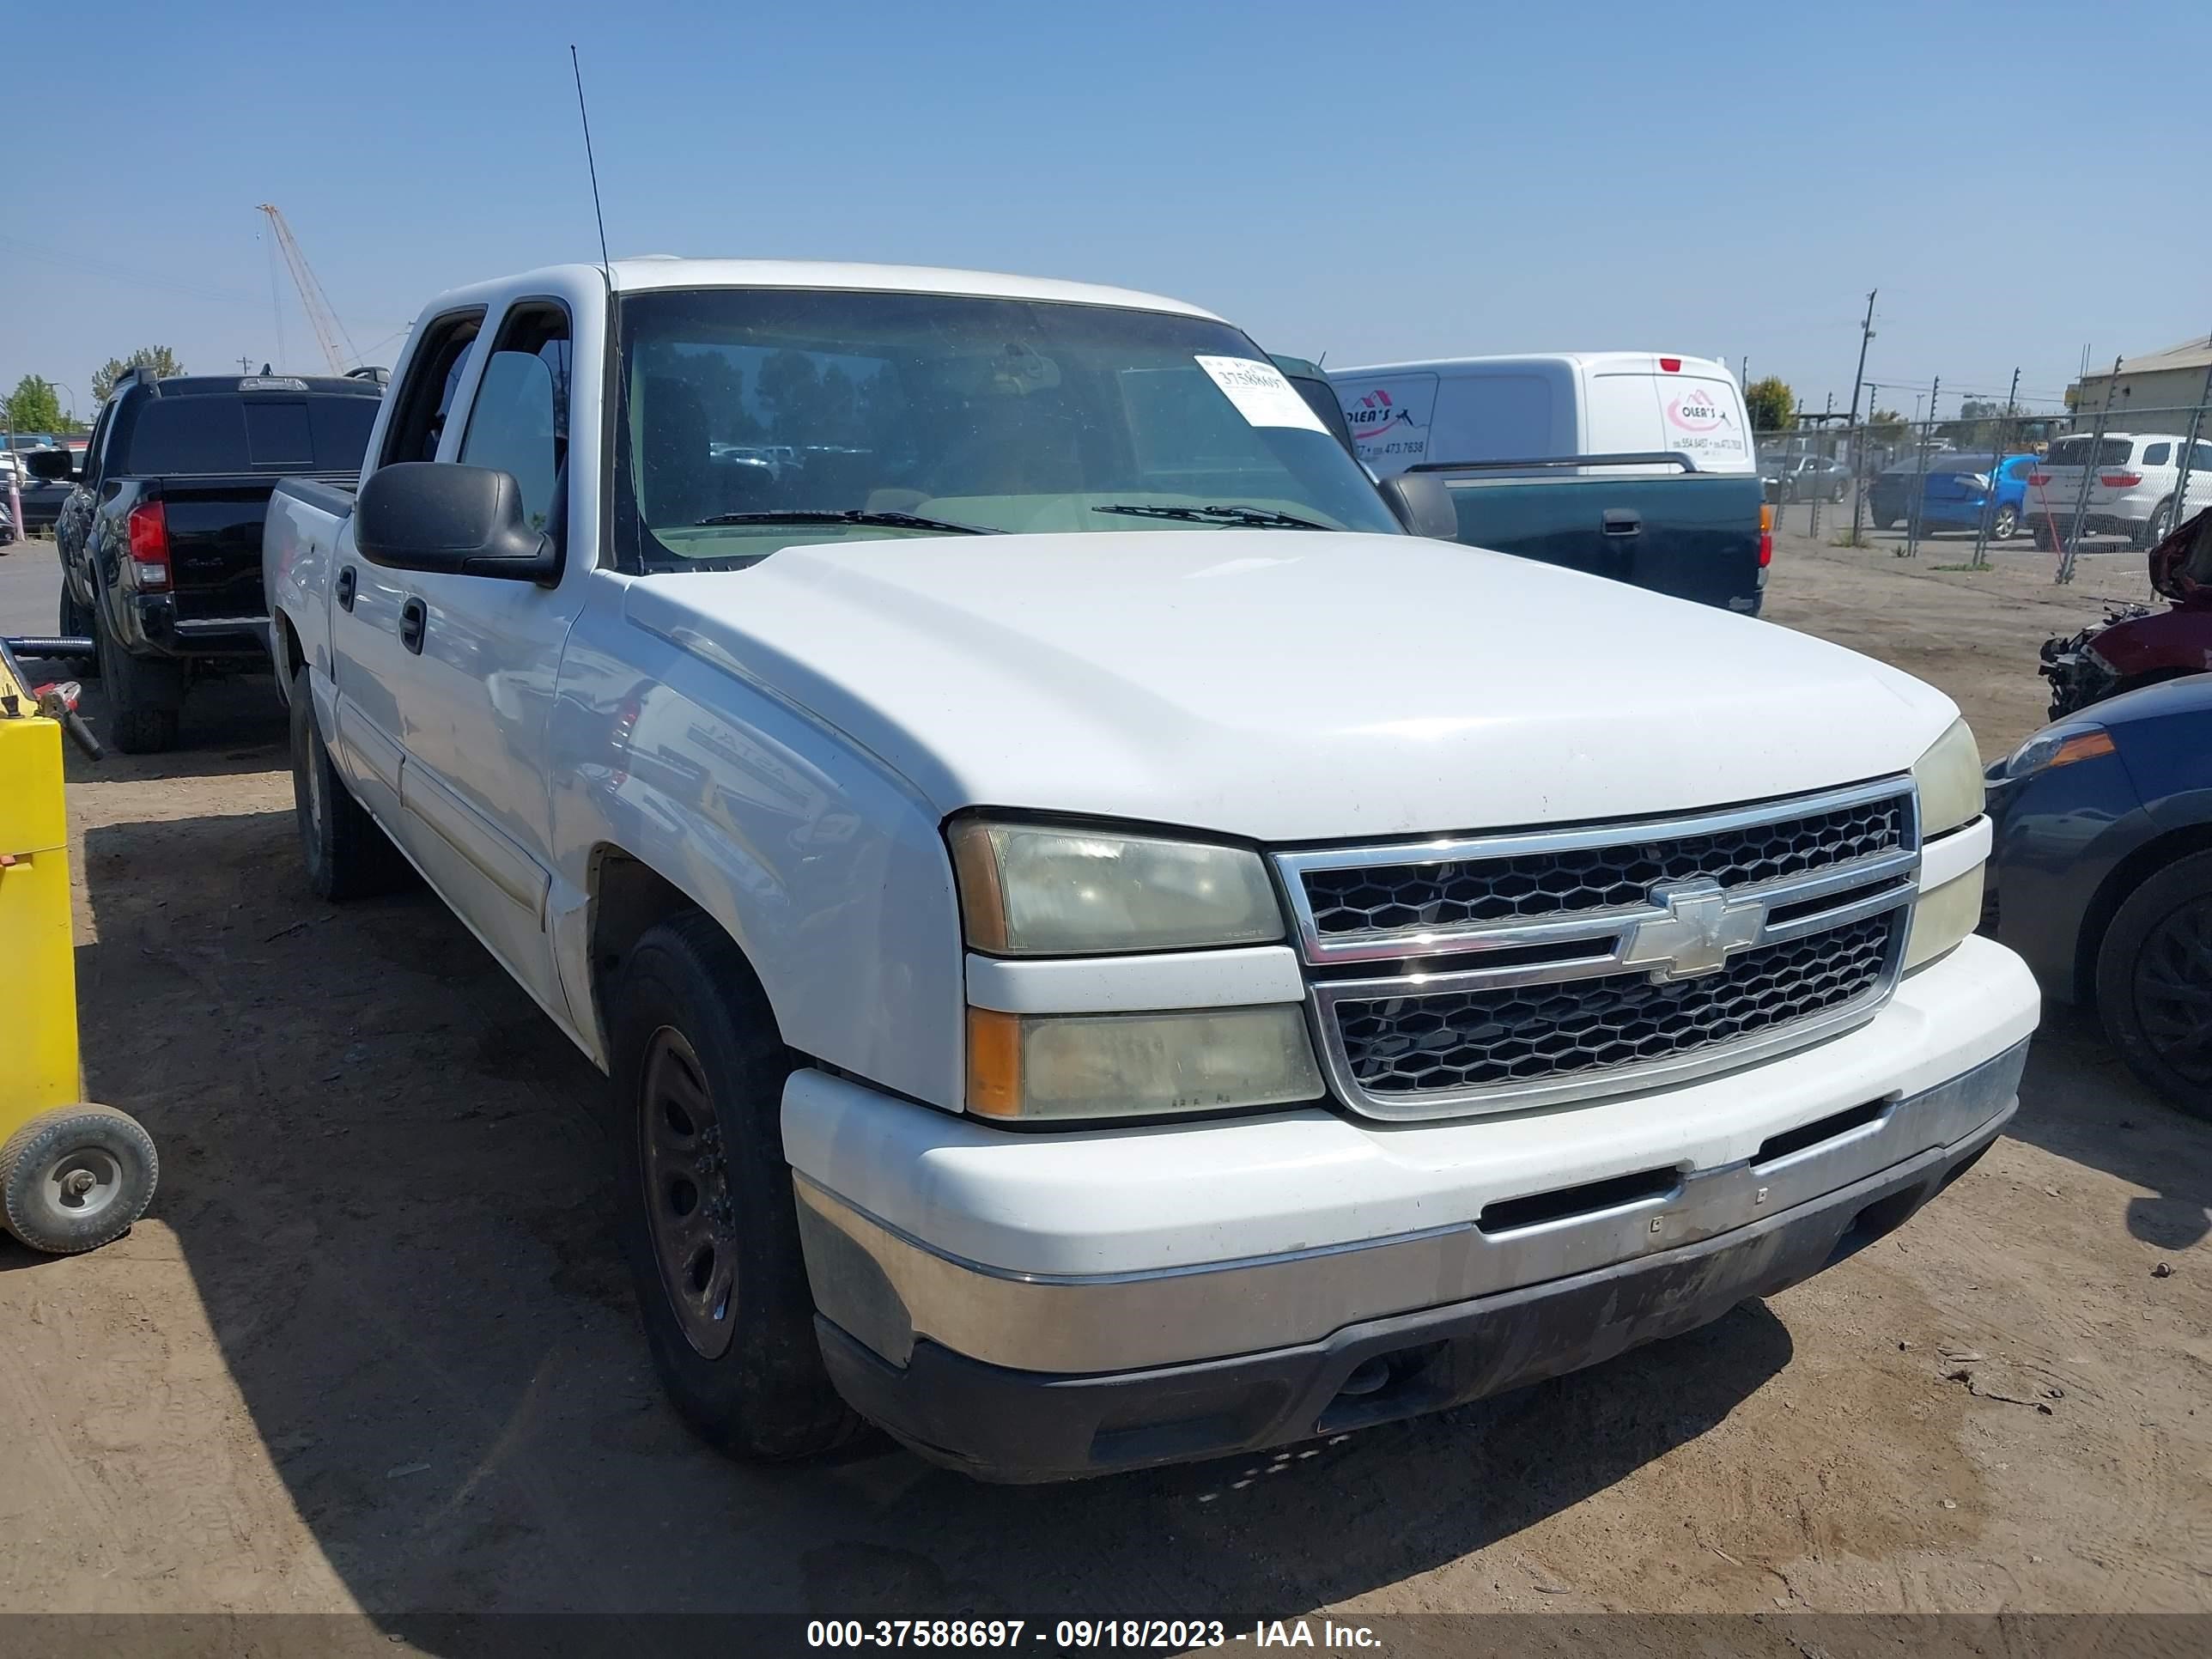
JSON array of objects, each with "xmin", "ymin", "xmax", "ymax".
[
  {"xmin": 1092, "ymin": 502, "xmax": 1336, "ymax": 531},
  {"xmin": 693, "ymin": 508, "xmax": 1000, "ymax": 535}
]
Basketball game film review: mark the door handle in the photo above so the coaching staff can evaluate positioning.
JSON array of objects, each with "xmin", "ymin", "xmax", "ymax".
[
  {"xmin": 336, "ymin": 566, "xmax": 356, "ymax": 611},
  {"xmin": 398, "ymin": 596, "xmax": 427, "ymax": 655},
  {"xmin": 1601, "ymin": 508, "xmax": 1643, "ymax": 537}
]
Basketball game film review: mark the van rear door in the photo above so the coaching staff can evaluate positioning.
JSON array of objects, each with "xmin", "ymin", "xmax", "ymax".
[{"xmin": 1583, "ymin": 358, "xmax": 1754, "ymax": 475}]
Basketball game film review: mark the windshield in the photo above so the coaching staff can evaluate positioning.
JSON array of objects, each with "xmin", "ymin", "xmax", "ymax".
[{"xmin": 614, "ymin": 288, "xmax": 1402, "ymax": 569}]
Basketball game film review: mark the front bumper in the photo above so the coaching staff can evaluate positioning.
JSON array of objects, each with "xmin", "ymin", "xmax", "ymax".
[
  {"xmin": 815, "ymin": 1054, "xmax": 2018, "ymax": 1481},
  {"xmin": 787, "ymin": 936, "xmax": 2037, "ymax": 1479}
]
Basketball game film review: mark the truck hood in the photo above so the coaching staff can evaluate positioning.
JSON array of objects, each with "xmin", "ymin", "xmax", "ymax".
[{"xmin": 622, "ymin": 531, "xmax": 1956, "ymax": 843}]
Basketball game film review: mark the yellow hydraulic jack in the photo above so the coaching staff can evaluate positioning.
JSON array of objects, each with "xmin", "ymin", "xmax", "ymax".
[{"xmin": 0, "ymin": 636, "xmax": 158, "ymax": 1253}]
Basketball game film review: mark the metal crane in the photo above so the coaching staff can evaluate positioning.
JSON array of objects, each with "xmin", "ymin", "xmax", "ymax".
[{"xmin": 255, "ymin": 204, "xmax": 362, "ymax": 377}]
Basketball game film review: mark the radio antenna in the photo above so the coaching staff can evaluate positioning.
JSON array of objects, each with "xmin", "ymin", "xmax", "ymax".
[{"xmin": 570, "ymin": 45, "xmax": 611, "ymax": 276}]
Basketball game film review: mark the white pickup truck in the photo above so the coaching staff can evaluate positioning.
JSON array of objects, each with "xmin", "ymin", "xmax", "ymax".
[{"xmin": 264, "ymin": 258, "xmax": 2039, "ymax": 1482}]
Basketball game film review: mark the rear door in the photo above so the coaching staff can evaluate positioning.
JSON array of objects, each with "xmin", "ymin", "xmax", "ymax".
[{"xmin": 329, "ymin": 313, "xmax": 484, "ymax": 826}]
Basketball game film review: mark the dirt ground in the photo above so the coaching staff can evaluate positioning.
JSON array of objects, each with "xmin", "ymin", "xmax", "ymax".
[{"xmin": 2, "ymin": 536, "xmax": 2207, "ymax": 1629}]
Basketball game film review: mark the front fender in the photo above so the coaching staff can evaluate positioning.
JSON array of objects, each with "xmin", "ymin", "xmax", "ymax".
[
  {"xmin": 548, "ymin": 582, "xmax": 965, "ymax": 1108},
  {"xmin": 1991, "ymin": 750, "xmax": 2149, "ymax": 1001}
]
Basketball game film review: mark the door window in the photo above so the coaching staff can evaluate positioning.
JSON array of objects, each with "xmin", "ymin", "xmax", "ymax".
[
  {"xmin": 380, "ymin": 311, "xmax": 484, "ymax": 467},
  {"xmin": 2142, "ymin": 441, "xmax": 2171, "ymax": 467},
  {"xmin": 457, "ymin": 304, "xmax": 571, "ymax": 534}
]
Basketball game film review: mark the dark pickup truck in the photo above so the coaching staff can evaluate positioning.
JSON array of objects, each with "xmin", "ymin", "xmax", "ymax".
[{"xmin": 55, "ymin": 368, "xmax": 381, "ymax": 751}]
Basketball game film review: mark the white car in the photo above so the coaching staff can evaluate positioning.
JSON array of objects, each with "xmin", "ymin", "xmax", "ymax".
[
  {"xmin": 2028, "ymin": 431, "xmax": 2212, "ymax": 548},
  {"xmin": 264, "ymin": 258, "xmax": 2039, "ymax": 1481}
]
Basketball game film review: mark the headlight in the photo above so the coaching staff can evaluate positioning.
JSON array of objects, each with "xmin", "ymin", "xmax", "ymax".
[
  {"xmin": 967, "ymin": 1006, "xmax": 1322, "ymax": 1121},
  {"xmin": 949, "ymin": 820, "xmax": 1284, "ymax": 956},
  {"xmin": 1911, "ymin": 718, "xmax": 1984, "ymax": 836},
  {"xmin": 1904, "ymin": 865, "xmax": 1983, "ymax": 971},
  {"xmin": 2005, "ymin": 722, "xmax": 2116, "ymax": 780}
]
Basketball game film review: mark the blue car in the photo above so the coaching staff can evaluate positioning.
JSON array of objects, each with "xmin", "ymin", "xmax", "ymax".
[
  {"xmin": 1985, "ymin": 673, "xmax": 2212, "ymax": 1118},
  {"xmin": 1871, "ymin": 452, "xmax": 2036, "ymax": 538}
]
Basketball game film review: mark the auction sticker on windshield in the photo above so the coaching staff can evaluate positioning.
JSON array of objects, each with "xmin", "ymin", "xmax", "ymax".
[{"xmin": 1195, "ymin": 356, "xmax": 1328, "ymax": 434}]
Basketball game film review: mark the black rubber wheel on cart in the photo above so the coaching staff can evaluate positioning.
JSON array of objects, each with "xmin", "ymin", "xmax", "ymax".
[
  {"xmin": 0, "ymin": 1104, "xmax": 159, "ymax": 1255},
  {"xmin": 609, "ymin": 910, "xmax": 860, "ymax": 1462}
]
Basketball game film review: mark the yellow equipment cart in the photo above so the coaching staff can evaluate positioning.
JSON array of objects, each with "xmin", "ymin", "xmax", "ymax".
[{"xmin": 0, "ymin": 637, "xmax": 158, "ymax": 1253}]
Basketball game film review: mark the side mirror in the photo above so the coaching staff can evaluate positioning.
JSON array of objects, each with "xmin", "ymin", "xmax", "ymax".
[
  {"xmin": 1376, "ymin": 471, "xmax": 1461, "ymax": 542},
  {"xmin": 23, "ymin": 450, "xmax": 75, "ymax": 483},
  {"xmin": 356, "ymin": 462, "xmax": 559, "ymax": 584}
]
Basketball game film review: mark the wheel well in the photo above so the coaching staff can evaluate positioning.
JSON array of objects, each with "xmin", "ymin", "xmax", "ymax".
[
  {"xmin": 586, "ymin": 851, "xmax": 774, "ymax": 1054},
  {"xmin": 2074, "ymin": 823, "xmax": 2212, "ymax": 1005},
  {"xmin": 274, "ymin": 611, "xmax": 305, "ymax": 685}
]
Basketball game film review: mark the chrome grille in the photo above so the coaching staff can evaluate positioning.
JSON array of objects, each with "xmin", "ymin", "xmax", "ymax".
[
  {"xmin": 1274, "ymin": 778, "xmax": 1920, "ymax": 1120},
  {"xmin": 1304, "ymin": 795, "xmax": 1905, "ymax": 937},
  {"xmin": 1337, "ymin": 915, "xmax": 1896, "ymax": 1097}
]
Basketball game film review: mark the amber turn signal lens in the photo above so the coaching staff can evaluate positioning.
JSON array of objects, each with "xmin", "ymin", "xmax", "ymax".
[
  {"xmin": 966, "ymin": 1007, "xmax": 1024, "ymax": 1118},
  {"xmin": 2046, "ymin": 730, "xmax": 2117, "ymax": 769}
]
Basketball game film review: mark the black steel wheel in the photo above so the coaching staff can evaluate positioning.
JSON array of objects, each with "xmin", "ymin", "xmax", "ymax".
[
  {"xmin": 2097, "ymin": 850, "xmax": 2212, "ymax": 1121},
  {"xmin": 609, "ymin": 911, "xmax": 860, "ymax": 1461}
]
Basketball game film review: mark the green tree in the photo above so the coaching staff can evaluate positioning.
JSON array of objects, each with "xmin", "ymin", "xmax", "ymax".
[
  {"xmin": 1865, "ymin": 407, "xmax": 1909, "ymax": 447},
  {"xmin": 91, "ymin": 345, "xmax": 186, "ymax": 403},
  {"xmin": 4, "ymin": 374, "xmax": 68, "ymax": 434},
  {"xmin": 1743, "ymin": 375, "xmax": 1796, "ymax": 436}
]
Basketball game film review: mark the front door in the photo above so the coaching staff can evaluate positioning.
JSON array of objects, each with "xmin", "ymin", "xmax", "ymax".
[{"xmin": 372, "ymin": 299, "xmax": 588, "ymax": 1025}]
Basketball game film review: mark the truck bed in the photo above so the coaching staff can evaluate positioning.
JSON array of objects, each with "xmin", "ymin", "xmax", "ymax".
[{"xmin": 1413, "ymin": 458, "xmax": 1765, "ymax": 613}]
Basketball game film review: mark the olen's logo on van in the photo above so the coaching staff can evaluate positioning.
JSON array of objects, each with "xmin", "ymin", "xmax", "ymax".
[
  {"xmin": 1667, "ymin": 392, "xmax": 1733, "ymax": 434},
  {"xmin": 1345, "ymin": 388, "xmax": 1415, "ymax": 434}
]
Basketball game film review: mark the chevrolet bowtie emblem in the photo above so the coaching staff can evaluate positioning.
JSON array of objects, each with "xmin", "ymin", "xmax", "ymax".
[{"xmin": 1620, "ymin": 879, "xmax": 1767, "ymax": 981}]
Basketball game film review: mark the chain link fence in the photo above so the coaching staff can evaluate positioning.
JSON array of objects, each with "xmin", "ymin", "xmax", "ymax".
[{"xmin": 1752, "ymin": 398, "xmax": 2212, "ymax": 581}]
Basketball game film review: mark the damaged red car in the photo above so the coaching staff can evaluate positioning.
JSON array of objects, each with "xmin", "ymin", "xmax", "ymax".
[{"xmin": 2042, "ymin": 506, "xmax": 2212, "ymax": 719}]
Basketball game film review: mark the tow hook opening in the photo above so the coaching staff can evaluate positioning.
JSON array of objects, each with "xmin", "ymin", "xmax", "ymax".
[{"xmin": 1316, "ymin": 1340, "xmax": 1451, "ymax": 1434}]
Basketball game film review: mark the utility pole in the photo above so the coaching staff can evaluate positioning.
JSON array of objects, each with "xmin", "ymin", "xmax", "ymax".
[
  {"xmin": 1844, "ymin": 289, "xmax": 1877, "ymax": 429},
  {"xmin": 1972, "ymin": 367, "xmax": 2021, "ymax": 570},
  {"xmin": 237, "ymin": 356, "xmax": 253, "ymax": 375}
]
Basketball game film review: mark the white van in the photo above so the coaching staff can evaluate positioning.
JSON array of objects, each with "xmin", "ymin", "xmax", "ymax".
[{"xmin": 1329, "ymin": 353, "xmax": 1756, "ymax": 478}]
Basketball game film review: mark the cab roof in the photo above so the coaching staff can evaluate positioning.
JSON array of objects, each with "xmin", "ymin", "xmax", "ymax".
[{"xmin": 450, "ymin": 258, "xmax": 1222, "ymax": 322}]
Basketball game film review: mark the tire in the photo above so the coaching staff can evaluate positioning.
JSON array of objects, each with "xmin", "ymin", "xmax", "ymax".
[
  {"xmin": 1830, "ymin": 483, "xmax": 1846, "ymax": 504},
  {"xmin": 609, "ymin": 911, "xmax": 860, "ymax": 1462},
  {"xmin": 289, "ymin": 665, "xmax": 409, "ymax": 901},
  {"xmin": 1, "ymin": 1104, "xmax": 159, "ymax": 1255},
  {"xmin": 2033, "ymin": 522, "xmax": 2057, "ymax": 552},
  {"xmin": 94, "ymin": 604, "xmax": 183, "ymax": 755},
  {"xmin": 2140, "ymin": 499, "xmax": 2175, "ymax": 549},
  {"xmin": 2095, "ymin": 849, "xmax": 2212, "ymax": 1121},
  {"xmin": 1990, "ymin": 503, "xmax": 2019, "ymax": 541},
  {"xmin": 57, "ymin": 581, "xmax": 98, "ymax": 678}
]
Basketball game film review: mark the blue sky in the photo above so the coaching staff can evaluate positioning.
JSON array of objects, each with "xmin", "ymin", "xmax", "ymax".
[{"xmin": 6, "ymin": 0, "xmax": 2207, "ymax": 426}]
